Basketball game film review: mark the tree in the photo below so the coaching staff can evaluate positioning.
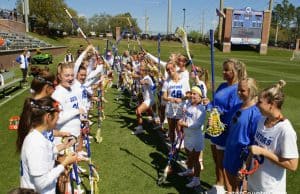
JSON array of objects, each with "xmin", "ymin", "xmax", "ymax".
[
  {"xmin": 16, "ymin": 0, "xmax": 76, "ymax": 34},
  {"xmin": 271, "ymin": 0, "xmax": 298, "ymax": 44},
  {"xmin": 295, "ymin": 7, "xmax": 300, "ymax": 38},
  {"xmin": 109, "ymin": 13, "xmax": 141, "ymax": 35},
  {"xmin": 89, "ymin": 13, "xmax": 111, "ymax": 34},
  {"xmin": 188, "ymin": 30, "xmax": 202, "ymax": 43}
]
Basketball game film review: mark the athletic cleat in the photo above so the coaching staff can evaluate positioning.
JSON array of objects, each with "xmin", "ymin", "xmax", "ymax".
[
  {"xmin": 132, "ymin": 126, "xmax": 145, "ymax": 135},
  {"xmin": 186, "ymin": 177, "xmax": 200, "ymax": 188},
  {"xmin": 177, "ymin": 169, "xmax": 193, "ymax": 177},
  {"xmin": 134, "ymin": 125, "xmax": 143, "ymax": 131},
  {"xmin": 131, "ymin": 129, "xmax": 145, "ymax": 135},
  {"xmin": 207, "ymin": 185, "xmax": 226, "ymax": 194}
]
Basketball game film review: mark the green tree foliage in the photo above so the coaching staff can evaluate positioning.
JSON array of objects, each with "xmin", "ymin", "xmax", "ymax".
[
  {"xmin": 271, "ymin": 0, "xmax": 299, "ymax": 44},
  {"xmin": 295, "ymin": 7, "xmax": 300, "ymax": 38},
  {"xmin": 188, "ymin": 30, "xmax": 202, "ymax": 43},
  {"xmin": 16, "ymin": 0, "xmax": 69, "ymax": 28},
  {"xmin": 17, "ymin": 0, "xmax": 141, "ymax": 37}
]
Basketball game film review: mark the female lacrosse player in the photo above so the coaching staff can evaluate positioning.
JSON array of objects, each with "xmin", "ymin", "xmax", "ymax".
[
  {"xmin": 247, "ymin": 80, "xmax": 298, "ymax": 193},
  {"xmin": 30, "ymin": 70, "xmax": 71, "ymax": 142},
  {"xmin": 205, "ymin": 58, "xmax": 247, "ymax": 193},
  {"xmin": 191, "ymin": 66, "xmax": 210, "ymax": 170},
  {"xmin": 177, "ymin": 86, "xmax": 206, "ymax": 188},
  {"xmin": 132, "ymin": 64, "xmax": 155, "ymax": 135},
  {"xmin": 223, "ymin": 78, "xmax": 261, "ymax": 192},
  {"xmin": 51, "ymin": 63, "xmax": 86, "ymax": 144},
  {"xmin": 176, "ymin": 54, "xmax": 189, "ymax": 81},
  {"xmin": 162, "ymin": 61, "xmax": 190, "ymax": 144},
  {"xmin": 16, "ymin": 97, "xmax": 79, "ymax": 194}
]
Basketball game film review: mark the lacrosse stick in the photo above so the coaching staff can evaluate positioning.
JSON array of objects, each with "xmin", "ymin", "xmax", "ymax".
[
  {"xmin": 95, "ymin": 87, "xmax": 103, "ymax": 143},
  {"xmin": 127, "ymin": 18, "xmax": 143, "ymax": 51},
  {"xmin": 238, "ymin": 147, "xmax": 263, "ymax": 191},
  {"xmin": 167, "ymin": 101, "xmax": 182, "ymax": 118},
  {"xmin": 84, "ymin": 125, "xmax": 99, "ymax": 194},
  {"xmin": 157, "ymin": 33, "xmax": 161, "ymax": 73},
  {"xmin": 174, "ymin": 27, "xmax": 197, "ymax": 75},
  {"xmin": 72, "ymin": 162, "xmax": 83, "ymax": 194},
  {"xmin": 64, "ymin": 8, "xmax": 91, "ymax": 45},
  {"xmin": 157, "ymin": 131, "xmax": 184, "ymax": 185},
  {"xmin": 113, "ymin": 31, "xmax": 127, "ymax": 89},
  {"xmin": 59, "ymin": 135, "xmax": 78, "ymax": 194},
  {"xmin": 66, "ymin": 137, "xmax": 83, "ymax": 194},
  {"xmin": 205, "ymin": 30, "xmax": 225, "ymax": 137}
]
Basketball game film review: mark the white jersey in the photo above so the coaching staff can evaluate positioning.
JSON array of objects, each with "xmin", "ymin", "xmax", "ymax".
[
  {"xmin": 19, "ymin": 54, "xmax": 28, "ymax": 69},
  {"xmin": 132, "ymin": 61, "xmax": 140, "ymax": 73},
  {"xmin": 196, "ymin": 80, "xmax": 207, "ymax": 98},
  {"xmin": 106, "ymin": 56, "xmax": 114, "ymax": 67},
  {"xmin": 183, "ymin": 103, "xmax": 206, "ymax": 152},
  {"xmin": 72, "ymin": 79, "xmax": 92, "ymax": 111},
  {"xmin": 248, "ymin": 118, "xmax": 299, "ymax": 193},
  {"xmin": 122, "ymin": 56, "xmax": 131, "ymax": 65},
  {"xmin": 141, "ymin": 75, "xmax": 155, "ymax": 103},
  {"xmin": 51, "ymin": 85, "xmax": 81, "ymax": 137},
  {"xmin": 178, "ymin": 70, "xmax": 189, "ymax": 82},
  {"xmin": 21, "ymin": 130, "xmax": 64, "ymax": 194},
  {"xmin": 162, "ymin": 77, "xmax": 190, "ymax": 119}
]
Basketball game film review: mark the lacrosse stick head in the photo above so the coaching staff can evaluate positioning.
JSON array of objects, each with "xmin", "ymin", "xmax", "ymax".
[
  {"xmin": 174, "ymin": 27, "xmax": 191, "ymax": 61},
  {"xmin": 157, "ymin": 165, "xmax": 172, "ymax": 185},
  {"xmin": 205, "ymin": 108, "xmax": 225, "ymax": 137},
  {"xmin": 95, "ymin": 128, "xmax": 103, "ymax": 143},
  {"xmin": 239, "ymin": 159, "xmax": 260, "ymax": 175},
  {"xmin": 174, "ymin": 27, "xmax": 187, "ymax": 47}
]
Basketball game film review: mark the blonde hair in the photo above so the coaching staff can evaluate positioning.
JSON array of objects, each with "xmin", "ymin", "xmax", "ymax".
[
  {"xmin": 223, "ymin": 58, "xmax": 247, "ymax": 83},
  {"xmin": 241, "ymin": 77, "xmax": 258, "ymax": 100},
  {"xmin": 196, "ymin": 66, "xmax": 210, "ymax": 90},
  {"xmin": 259, "ymin": 80, "xmax": 286, "ymax": 109},
  {"xmin": 56, "ymin": 62, "xmax": 74, "ymax": 83}
]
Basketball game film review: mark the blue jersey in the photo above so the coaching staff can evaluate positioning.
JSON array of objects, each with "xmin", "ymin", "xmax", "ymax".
[
  {"xmin": 223, "ymin": 105, "xmax": 261, "ymax": 175},
  {"xmin": 207, "ymin": 82, "xmax": 242, "ymax": 146}
]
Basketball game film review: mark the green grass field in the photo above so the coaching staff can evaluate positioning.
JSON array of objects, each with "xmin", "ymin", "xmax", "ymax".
[{"xmin": 0, "ymin": 36, "xmax": 299, "ymax": 194}]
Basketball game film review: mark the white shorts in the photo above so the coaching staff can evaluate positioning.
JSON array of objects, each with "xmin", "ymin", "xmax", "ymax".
[
  {"xmin": 210, "ymin": 141, "xmax": 226, "ymax": 150},
  {"xmin": 216, "ymin": 144, "xmax": 225, "ymax": 150},
  {"xmin": 143, "ymin": 99, "xmax": 154, "ymax": 107}
]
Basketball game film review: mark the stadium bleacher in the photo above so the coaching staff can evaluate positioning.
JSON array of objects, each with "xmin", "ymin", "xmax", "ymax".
[{"xmin": 0, "ymin": 31, "xmax": 52, "ymax": 50}]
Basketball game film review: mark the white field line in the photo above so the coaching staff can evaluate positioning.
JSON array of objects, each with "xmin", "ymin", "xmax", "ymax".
[
  {"xmin": 194, "ymin": 58, "xmax": 300, "ymax": 68},
  {"xmin": 214, "ymin": 80, "xmax": 300, "ymax": 83}
]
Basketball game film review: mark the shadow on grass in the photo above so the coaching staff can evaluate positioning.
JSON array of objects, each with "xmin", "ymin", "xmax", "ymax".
[{"xmin": 115, "ymin": 89, "xmax": 212, "ymax": 193}]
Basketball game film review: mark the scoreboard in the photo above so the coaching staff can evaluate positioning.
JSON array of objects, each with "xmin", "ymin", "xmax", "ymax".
[{"xmin": 231, "ymin": 7, "xmax": 263, "ymax": 45}]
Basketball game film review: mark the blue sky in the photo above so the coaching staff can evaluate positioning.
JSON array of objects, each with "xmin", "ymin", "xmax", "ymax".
[{"xmin": 1, "ymin": 0, "xmax": 300, "ymax": 34}]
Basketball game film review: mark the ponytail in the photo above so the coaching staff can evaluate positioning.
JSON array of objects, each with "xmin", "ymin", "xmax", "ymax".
[
  {"xmin": 260, "ymin": 80, "xmax": 286, "ymax": 109},
  {"xmin": 16, "ymin": 98, "xmax": 33, "ymax": 153}
]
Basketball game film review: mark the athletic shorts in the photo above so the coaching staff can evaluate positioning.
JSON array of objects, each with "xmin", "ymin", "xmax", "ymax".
[{"xmin": 143, "ymin": 99, "xmax": 154, "ymax": 107}]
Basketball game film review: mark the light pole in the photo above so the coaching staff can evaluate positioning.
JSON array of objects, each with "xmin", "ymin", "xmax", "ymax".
[
  {"xmin": 218, "ymin": 0, "xmax": 224, "ymax": 43},
  {"xmin": 167, "ymin": 0, "xmax": 172, "ymax": 35},
  {"xmin": 183, "ymin": 8, "xmax": 186, "ymax": 29}
]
